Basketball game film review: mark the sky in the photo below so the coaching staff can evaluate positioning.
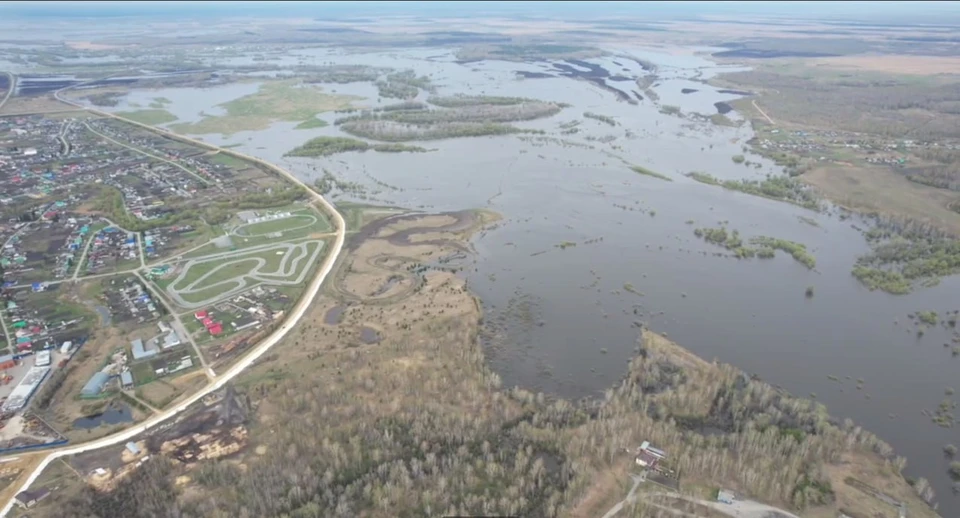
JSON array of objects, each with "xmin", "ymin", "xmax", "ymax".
[{"xmin": 1, "ymin": 1, "xmax": 958, "ymax": 23}]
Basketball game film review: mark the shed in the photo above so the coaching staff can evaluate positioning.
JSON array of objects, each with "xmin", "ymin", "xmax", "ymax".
[
  {"xmin": 81, "ymin": 372, "xmax": 111, "ymax": 397},
  {"xmin": 125, "ymin": 441, "xmax": 140, "ymax": 456},
  {"xmin": 14, "ymin": 488, "xmax": 50, "ymax": 508},
  {"xmin": 120, "ymin": 371, "xmax": 134, "ymax": 388}
]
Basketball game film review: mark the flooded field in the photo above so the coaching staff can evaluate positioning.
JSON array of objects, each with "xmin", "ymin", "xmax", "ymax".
[{"xmin": 105, "ymin": 45, "xmax": 960, "ymax": 509}]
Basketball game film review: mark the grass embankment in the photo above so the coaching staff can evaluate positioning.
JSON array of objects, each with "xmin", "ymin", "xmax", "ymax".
[
  {"xmin": 169, "ymin": 79, "xmax": 361, "ymax": 135},
  {"xmin": 629, "ymin": 164, "xmax": 672, "ymax": 182},
  {"xmin": 694, "ymin": 226, "xmax": 816, "ymax": 268},
  {"xmin": 115, "ymin": 109, "xmax": 178, "ymax": 125},
  {"xmin": 285, "ymin": 136, "xmax": 429, "ymax": 157},
  {"xmin": 584, "ymin": 112, "xmax": 617, "ymax": 126},
  {"xmin": 687, "ymin": 172, "xmax": 821, "ymax": 211}
]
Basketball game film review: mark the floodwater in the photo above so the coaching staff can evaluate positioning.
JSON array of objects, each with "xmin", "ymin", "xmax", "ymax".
[
  {"xmin": 78, "ymin": 81, "xmax": 263, "ymax": 126},
  {"xmin": 112, "ymin": 46, "xmax": 960, "ymax": 510},
  {"xmin": 72, "ymin": 402, "xmax": 134, "ymax": 430}
]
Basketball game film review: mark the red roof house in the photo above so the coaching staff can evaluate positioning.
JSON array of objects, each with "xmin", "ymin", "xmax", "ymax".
[
  {"xmin": 194, "ymin": 310, "xmax": 208, "ymax": 320},
  {"xmin": 208, "ymin": 324, "xmax": 223, "ymax": 336}
]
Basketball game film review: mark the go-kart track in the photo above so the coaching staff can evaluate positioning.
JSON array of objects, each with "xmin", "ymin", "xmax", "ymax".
[{"xmin": 166, "ymin": 240, "xmax": 325, "ymax": 309}]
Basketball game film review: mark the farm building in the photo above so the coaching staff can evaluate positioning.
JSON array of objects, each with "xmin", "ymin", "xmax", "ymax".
[
  {"xmin": 81, "ymin": 371, "xmax": 111, "ymax": 397},
  {"xmin": 131, "ymin": 338, "xmax": 158, "ymax": 360}
]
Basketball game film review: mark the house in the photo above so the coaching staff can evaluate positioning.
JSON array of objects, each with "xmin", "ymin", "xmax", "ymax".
[
  {"xmin": 208, "ymin": 323, "xmax": 223, "ymax": 336},
  {"xmin": 80, "ymin": 372, "xmax": 111, "ymax": 397},
  {"xmin": 131, "ymin": 338, "xmax": 158, "ymax": 360},
  {"xmin": 194, "ymin": 310, "xmax": 208, "ymax": 320},
  {"xmin": 120, "ymin": 371, "xmax": 133, "ymax": 389},
  {"xmin": 14, "ymin": 487, "xmax": 50, "ymax": 508},
  {"xmin": 717, "ymin": 489, "xmax": 735, "ymax": 504},
  {"xmin": 635, "ymin": 441, "xmax": 667, "ymax": 468}
]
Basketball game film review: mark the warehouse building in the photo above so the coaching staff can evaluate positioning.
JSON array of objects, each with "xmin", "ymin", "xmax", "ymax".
[{"xmin": 80, "ymin": 371, "xmax": 112, "ymax": 398}]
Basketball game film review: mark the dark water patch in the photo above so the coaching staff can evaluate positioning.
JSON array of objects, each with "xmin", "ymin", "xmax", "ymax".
[
  {"xmin": 72, "ymin": 402, "xmax": 133, "ymax": 430},
  {"xmin": 718, "ymin": 89, "xmax": 753, "ymax": 96},
  {"xmin": 359, "ymin": 326, "xmax": 380, "ymax": 344},
  {"xmin": 516, "ymin": 71, "xmax": 555, "ymax": 79},
  {"xmin": 612, "ymin": 61, "xmax": 623, "ymax": 67},
  {"xmin": 633, "ymin": 91, "xmax": 644, "ymax": 102},
  {"xmin": 681, "ymin": 88, "xmax": 698, "ymax": 94},
  {"xmin": 608, "ymin": 75, "xmax": 634, "ymax": 82},
  {"xmin": 324, "ymin": 305, "xmax": 346, "ymax": 325},
  {"xmin": 714, "ymin": 101, "xmax": 733, "ymax": 115}
]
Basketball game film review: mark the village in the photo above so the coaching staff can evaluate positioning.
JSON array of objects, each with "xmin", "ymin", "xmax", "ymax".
[
  {"xmin": 748, "ymin": 125, "xmax": 960, "ymax": 174},
  {"xmin": 0, "ymin": 112, "xmax": 331, "ymax": 471}
]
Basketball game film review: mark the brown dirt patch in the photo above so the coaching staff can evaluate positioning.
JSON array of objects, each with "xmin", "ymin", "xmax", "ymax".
[
  {"xmin": 819, "ymin": 453, "xmax": 940, "ymax": 518},
  {"xmin": 0, "ymin": 96, "xmax": 81, "ymax": 116}
]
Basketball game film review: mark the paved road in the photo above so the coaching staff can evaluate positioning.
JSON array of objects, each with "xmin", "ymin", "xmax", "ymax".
[
  {"xmin": 134, "ymin": 270, "xmax": 214, "ymax": 379},
  {"xmin": 0, "ymin": 82, "xmax": 347, "ymax": 518},
  {"xmin": 0, "ymin": 72, "xmax": 15, "ymax": 113}
]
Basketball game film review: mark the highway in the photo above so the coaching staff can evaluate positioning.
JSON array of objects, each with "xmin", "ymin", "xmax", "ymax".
[{"xmin": 0, "ymin": 83, "xmax": 347, "ymax": 517}]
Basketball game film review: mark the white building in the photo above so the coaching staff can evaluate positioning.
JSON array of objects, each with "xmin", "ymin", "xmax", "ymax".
[{"xmin": 34, "ymin": 351, "xmax": 51, "ymax": 367}]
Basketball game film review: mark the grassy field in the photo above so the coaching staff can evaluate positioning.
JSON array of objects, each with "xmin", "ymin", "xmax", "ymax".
[
  {"xmin": 168, "ymin": 79, "xmax": 361, "ymax": 135},
  {"xmin": 804, "ymin": 164, "xmax": 960, "ymax": 236},
  {"xmin": 236, "ymin": 213, "xmax": 319, "ymax": 236},
  {"xmin": 207, "ymin": 152, "xmax": 250, "ymax": 169},
  {"xmin": 183, "ymin": 257, "xmax": 262, "ymax": 291},
  {"xmin": 114, "ymin": 109, "xmax": 178, "ymax": 125}
]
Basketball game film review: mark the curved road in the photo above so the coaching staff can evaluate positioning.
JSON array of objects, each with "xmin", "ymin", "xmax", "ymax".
[{"xmin": 0, "ymin": 82, "xmax": 347, "ymax": 517}]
